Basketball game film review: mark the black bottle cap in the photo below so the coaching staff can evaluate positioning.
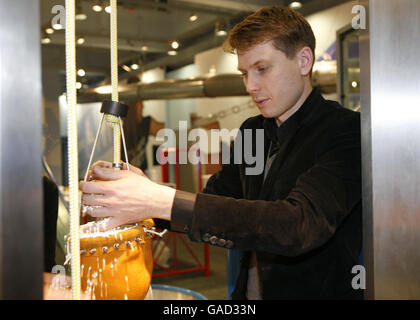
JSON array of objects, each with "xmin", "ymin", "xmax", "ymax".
[{"xmin": 100, "ymin": 100, "xmax": 128, "ymax": 118}]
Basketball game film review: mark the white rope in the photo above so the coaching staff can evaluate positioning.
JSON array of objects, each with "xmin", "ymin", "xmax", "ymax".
[
  {"xmin": 65, "ymin": 0, "xmax": 81, "ymax": 300},
  {"xmin": 109, "ymin": 0, "xmax": 121, "ymax": 165}
]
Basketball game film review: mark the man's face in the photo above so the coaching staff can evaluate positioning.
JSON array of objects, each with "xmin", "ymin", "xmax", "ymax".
[{"xmin": 237, "ymin": 41, "xmax": 308, "ymax": 122}]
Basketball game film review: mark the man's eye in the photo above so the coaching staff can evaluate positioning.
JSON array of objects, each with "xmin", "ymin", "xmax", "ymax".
[
  {"xmin": 241, "ymin": 72, "xmax": 247, "ymax": 78},
  {"xmin": 257, "ymin": 66, "xmax": 268, "ymax": 73}
]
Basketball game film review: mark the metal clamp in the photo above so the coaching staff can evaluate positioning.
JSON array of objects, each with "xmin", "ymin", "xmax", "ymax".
[
  {"xmin": 143, "ymin": 227, "xmax": 168, "ymax": 238},
  {"xmin": 112, "ymin": 162, "xmax": 124, "ymax": 168}
]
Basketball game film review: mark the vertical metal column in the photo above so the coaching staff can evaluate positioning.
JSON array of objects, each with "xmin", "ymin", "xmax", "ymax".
[
  {"xmin": 0, "ymin": 0, "xmax": 43, "ymax": 299},
  {"xmin": 361, "ymin": 0, "xmax": 420, "ymax": 299}
]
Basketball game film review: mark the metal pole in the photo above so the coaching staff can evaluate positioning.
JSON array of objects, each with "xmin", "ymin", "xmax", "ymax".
[
  {"xmin": 361, "ymin": 0, "xmax": 420, "ymax": 299},
  {"xmin": 0, "ymin": 0, "xmax": 43, "ymax": 299}
]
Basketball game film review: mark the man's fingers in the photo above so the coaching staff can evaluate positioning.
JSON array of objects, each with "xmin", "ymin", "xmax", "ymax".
[
  {"xmin": 92, "ymin": 160, "xmax": 112, "ymax": 169},
  {"xmin": 82, "ymin": 193, "xmax": 110, "ymax": 207},
  {"xmin": 91, "ymin": 167, "xmax": 128, "ymax": 181},
  {"xmin": 85, "ymin": 205, "xmax": 114, "ymax": 219},
  {"xmin": 131, "ymin": 166, "xmax": 147, "ymax": 177},
  {"xmin": 100, "ymin": 217, "xmax": 126, "ymax": 232},
  {"xmin": 80, "ymin": 217, "xmax": 127, "ymax": 233},
  {"xmin": 120, "ymin": 161, "xmax": 146, "ymax": 177},
  {"xmin": 89, "ymin": 160, "xmax": 146, "ymax": 179},
  {"xmin": 79, "ymin": 180, "xmax": 109, "ymax": 194}
]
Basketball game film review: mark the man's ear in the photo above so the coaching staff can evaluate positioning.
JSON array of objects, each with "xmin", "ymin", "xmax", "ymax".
[{"xmin": 297, "ymin": 47, "xmax": 314, "ymax": 76}]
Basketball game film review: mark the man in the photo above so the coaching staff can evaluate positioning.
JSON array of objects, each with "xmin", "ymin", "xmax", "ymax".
[{"xmin": 81, "ymin": 6, "xmax": 362, "ymax": 299}]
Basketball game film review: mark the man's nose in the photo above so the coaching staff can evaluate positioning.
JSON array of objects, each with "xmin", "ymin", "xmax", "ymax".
[{"xmin": 245, "ymin": 76, "xmax": 259, "ymax": 94}]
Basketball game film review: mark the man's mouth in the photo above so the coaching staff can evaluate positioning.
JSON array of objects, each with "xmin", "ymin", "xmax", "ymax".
[{"xmin": 254, "ymin": 98, "xmax": 270, "ymax": 108}]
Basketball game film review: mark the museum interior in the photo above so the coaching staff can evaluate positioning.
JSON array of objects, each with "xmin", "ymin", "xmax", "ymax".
[{"xmin": 1, "ymin": 0, "xmax": 420, "ymax": 300}]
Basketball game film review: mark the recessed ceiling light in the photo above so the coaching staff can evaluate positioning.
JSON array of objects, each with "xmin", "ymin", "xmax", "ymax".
[
  {"xmin": 41, "ymin": 37, "xmax": 51, "ymax": 44},
  {"xmin": 189, "ymin": 14, "xmax": 198, "ymax": 22},
  {"xmin": 168, "ymin": 50, "xmax": 177, "ymax": 56},
  {"xmin": 171, "ymin": 40, "xmax": 179, "ymax": 50},
  {"xmin": 121, "ymin": 65, "xmax": 131, "ymax": 72},
  {"xmin": 75, "ymin": 3, "xmax": 87, "ymax": 20},
  {"xmin": 289, "ymin": 2, "xmax": 302, "ymax": 10},
  {"xmin": 105, "ymin": 6, "xmax": 111, "ymax": 14},
  {"xmin": 45, "ymin": 28, "xmax": 54, "ymax": 34},
  {"xmin": 215, "ymin": 21, "xmax": 228, "ymax": 37},
  {"xmin": 77, "ymin": 37, "xmax": 85, "ymax": 45},
  {"xmin": 52, "ymin": 23, "xmax": 63, "ymax": 30},
  {"xmin": 140, "ymin": 45, "xmax": 148, "ymax": 51},
  {"xmin": 76, "ymin": 82, "xmax": 82, "ymax": 89},
  {"xmin": 77, "ymin": 68, "xmax": 86, "ymax": 77},
  {"xmin": 75, "ymin": 13, "xmax": 87, "ymax": 20},
  {"xmin": 130, "ymin": 63, "xmax": 139, "ymax": 70},
  {"xmin": 96, "ymin": 85, "xmax": 113, "ymax": 94},
  {"xmin": 92, "ymin": 4, "xmax": 103, "ymax": 12}
]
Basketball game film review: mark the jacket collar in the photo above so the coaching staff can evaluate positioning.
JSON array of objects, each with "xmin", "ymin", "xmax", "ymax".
[
  {"xmin": 263, "ymin": 87, "xmax": 323, "ymax": 147},
  {"xmin": 257, "ymin": 88, "xmax": 323, "ymax": 199}
]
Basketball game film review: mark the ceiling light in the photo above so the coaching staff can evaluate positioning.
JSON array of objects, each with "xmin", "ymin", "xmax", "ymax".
[
  {"xmin": 167, "ymin": 50, "xmax": 177, "ymax": 56},
  {"xmin": 289, "ymin": 2, "xmax": 303, "ymax": 10},
  {"xmin": 45, "ymin": 27, "xmax": 54, "ymax": 34},
  {"xmin": 171, "ymin": 40, "xmax": 179, "ymax": 50},
  {"xmin": 75, "ymin": 3, "xmax": 87, "ymax": 21},
  {"xmin": 105, "ymin": 6, "xmax": 111, "ymax": 14},
  {"xmin": 52, "ymin": 23, "xmax": 63, "ymax": 30},
  {"xmin": 96, "ymin": 85, "xmax": 113, "ymax": 94},
  {"xmin": 41, "ymin": 37, "xmax": 51, "ymax": 44},
  {"xmin": 76, "ymin": 82, "xmax": 82, "ymax": 89},
  {"xmin": 92, "ymin": 4, "xmax": 103, "ymax": 12},
  {"xmin": 77, "ymin": 37, "xmax": 85, "ymax": 45},
  {"xmin": 77, "ymin": 68, "xmax": 86, "ymax": 77},
  {"xmin": 140, "ymin": 45, "xmax": 148, "ymax": 51},
  {"xmin": 351, "ymin": 81, "xmax": 358, "ymax": 88},
  {"xmin": 215, "ymin": 21, "xmax": 228, "ymax": 37},
  {"xmin": 75, "ymin": 13, "xmax": 87, "ymax": 20},
  {"xmin": 130, "ymin": 63, "xmax": 139, "ymax": 70},
  {"xmin": 189, "ymin": 13, "xmax": 198, "ymax": 22},
  {"xmin": 121, "ymin": 65, "xmax": 131, "ymax": 72}
]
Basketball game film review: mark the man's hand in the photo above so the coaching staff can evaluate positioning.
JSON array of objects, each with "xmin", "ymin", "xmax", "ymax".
[
  {"xmin": 85, "ymin": 160, "xmax": 146, "ymax": 180},
  {"xmin": 80, "ymin": 161, "xmax": 176, "ymax": 231}
]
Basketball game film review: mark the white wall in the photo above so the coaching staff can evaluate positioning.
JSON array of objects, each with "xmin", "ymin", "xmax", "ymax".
[
  {"xmin": 194, "ymin": 47, "xmax": 259, "ymax": 131},
  {"xmin": 166, "ymin": 64, "xmax": 197, "ymax": 129},
  {"xmin": 141, "ymin": 67, "xmax": 166, "ymax": 123},
  {"xmin": 139, "ymin": 67, "xmax": 166, "ymax": 181},
  {"xmin": 306, "ymin": 1, "xmax": 357, "ymax": 60}
]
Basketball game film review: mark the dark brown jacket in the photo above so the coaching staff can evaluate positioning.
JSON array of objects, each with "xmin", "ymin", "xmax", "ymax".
[{"xmin": 169, "ymin": 89, "xmax": 363, "ymax": 299}]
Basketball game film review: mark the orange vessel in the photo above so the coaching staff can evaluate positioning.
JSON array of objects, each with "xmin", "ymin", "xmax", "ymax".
[{"xmin": 76, "ymin": 219, "xmax": 154, "ymax": 300}]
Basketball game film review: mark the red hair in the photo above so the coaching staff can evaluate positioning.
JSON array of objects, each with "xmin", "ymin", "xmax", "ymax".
[{"xmin": 225, "ymin": 5, "xmax": 315, "ymax": 61}]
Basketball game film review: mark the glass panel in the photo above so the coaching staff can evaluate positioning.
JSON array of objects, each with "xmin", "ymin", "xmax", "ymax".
[{"xmin": 340, "ymin": 29, "xmax": 360, "ymax": 111}]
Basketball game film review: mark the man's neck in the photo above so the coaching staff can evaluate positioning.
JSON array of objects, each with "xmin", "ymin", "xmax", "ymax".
[{"xmin": 276, "ymin": 82, "xmax": 313, "ymax": 125}]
